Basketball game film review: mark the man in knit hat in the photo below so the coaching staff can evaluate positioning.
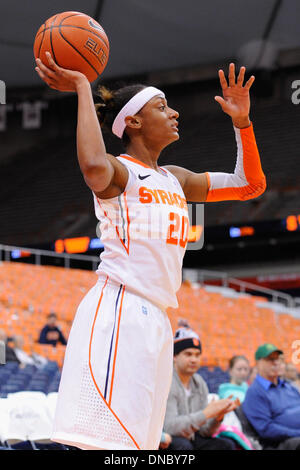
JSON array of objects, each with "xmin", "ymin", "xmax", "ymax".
[{"xmin": 163, "ymin": 327, "xmax": 239, "ymax": 450}]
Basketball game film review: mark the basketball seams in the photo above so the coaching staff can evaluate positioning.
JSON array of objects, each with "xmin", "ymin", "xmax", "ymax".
[
  {"xmin": 58, "ymin": 28, "xmax": 99, "ymax": 77},
  {"xmin": 34, "ymin": 24, "xmax": 109, "ymax": 50},
  {"xmin": 34, "ymin": 12, "xmax": 109, "ymax": 82},
  {"xmin": 36, "ymin": 24, "xmax": 46, "ymax": 58},
  {"xmin": 50, "ymin": 15, "xmax": 59, "ymax": 65},
  {"xmin": 60, "ymin": 13, "xmax": 109, "ymax": 49}
]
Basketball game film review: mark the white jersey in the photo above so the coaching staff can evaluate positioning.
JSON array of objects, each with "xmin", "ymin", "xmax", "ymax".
[{"xmin": 93, "ymin": 154, "xmax": 189, "ymax": 311}]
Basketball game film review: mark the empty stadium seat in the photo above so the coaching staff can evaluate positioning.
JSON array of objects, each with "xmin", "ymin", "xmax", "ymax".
[{"xmin": 1, "ymin": 261, "xmax": 300, "ymax": 376}]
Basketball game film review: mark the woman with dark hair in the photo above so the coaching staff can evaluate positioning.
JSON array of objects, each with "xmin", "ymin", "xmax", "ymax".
[{"xmin": 35, "ymin": 51, "xmax": 266, "ymax": 450}]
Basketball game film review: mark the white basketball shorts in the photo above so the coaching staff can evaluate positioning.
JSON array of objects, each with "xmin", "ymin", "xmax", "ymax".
[{"xmin": 51, "ymin": 275, "xmax": 174, "ymax": 450}]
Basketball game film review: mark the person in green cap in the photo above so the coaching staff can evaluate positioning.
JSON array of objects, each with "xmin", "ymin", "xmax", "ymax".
[{"xmin": 242, "ymin": 343, "xmax": 300, "ymax": 450}]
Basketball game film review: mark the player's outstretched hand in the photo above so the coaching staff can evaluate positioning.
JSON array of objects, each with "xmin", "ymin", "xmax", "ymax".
[
  {"xmin": 215, "ymin": 63, "xmax": 254, "ymax": 128},
  {"xmin": 35, "ymin": 51, "xmax": 88, "ymax": 92}
]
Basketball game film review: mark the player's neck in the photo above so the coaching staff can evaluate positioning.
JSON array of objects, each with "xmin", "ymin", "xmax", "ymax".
[{"xmin": 126, "ymin": 139, "xmax": 163, "ymax": 171}]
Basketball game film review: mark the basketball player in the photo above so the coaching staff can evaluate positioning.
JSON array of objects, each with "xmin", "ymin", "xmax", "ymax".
[{"xmin": 35, "ymin": 52, "xmax": 266, "ymax": 450}]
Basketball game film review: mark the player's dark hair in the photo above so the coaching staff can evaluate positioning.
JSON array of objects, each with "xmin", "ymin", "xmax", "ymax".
[
  {"xmin": 95, "ymin": 84, "xmax": 146, "ymax": 147},
  {"xmin": 229, "ymin": 355, "xmax": 249, "ymax": 370}
]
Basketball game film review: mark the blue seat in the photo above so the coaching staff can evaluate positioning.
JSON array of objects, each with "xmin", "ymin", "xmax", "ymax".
[
  {"xmin": 47, "ymin": 383, "xmax": 59, "ymax": 393},
  {"xmin": 5, "ymin": 377, "xmax": 28, "ymax": 387},
  {"xmin": 0, "ymin": 372, "xmax": 11, "ymax": 383},
  {"xmin": 31, "ymin": 372, "xmax": 51, "ymax": 382},
  {"xmin": 2, "ymin": 362, "xmax": 19, "ymax": 372},
  {"xmin": 9, "ymin": 441, "xmax": 35, "ymax": 450},
  {"xmin": 0, "ymin": 384, "xmax": 23, "ymax": 394},
  {"xmin": 20, "ymin": 364, "xmax": 37, "ymax": 375},
  {"xmin": 42, "ymin": 361, "xmax": 59, "ymax": 373}
]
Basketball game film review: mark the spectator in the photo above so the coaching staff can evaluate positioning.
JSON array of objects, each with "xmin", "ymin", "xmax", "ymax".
[
  {"xmin": 38, "ymin": 313, "xmax": 67, "ymax": 347},
  {"xmin": 277, "ymin": 354, "xmax": 286, "ymax": 379},
  {"xmin": 159, "ymin": 432, "xmax": 172, "ymax": 449},
  {"xmin": 0, "ymin": 329, "xmax": 20, "ymax": 364},
  {"xmin": 242, "ymin": 343, "xmax": 300, "ymax": 450},
  {"xmin": 218, "ymin": 355, "xmax": 250, "ymax": 402},
  {"xmin": 247, "ymin": 366, "xmax": 257, "ymax": 385},
  {"xmin": 284, "ymin": 363, "xmax": 300, "ymax": 392},
  {"xmin": 163, "ymin": 327, "xmax": 239, "ymax": 450}
]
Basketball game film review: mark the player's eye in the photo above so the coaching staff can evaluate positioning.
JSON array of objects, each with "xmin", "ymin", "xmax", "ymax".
[{"xmin": 159, "ymin": 105, "xmax": 166, "ymax": 111}]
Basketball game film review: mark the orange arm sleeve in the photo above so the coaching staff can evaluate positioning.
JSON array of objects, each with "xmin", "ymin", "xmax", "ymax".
[{"xmin": 205, "ymin": 123, "xmax": 266, "ymax": 202}]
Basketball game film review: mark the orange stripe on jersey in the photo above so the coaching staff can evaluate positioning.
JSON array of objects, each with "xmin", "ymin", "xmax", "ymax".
[
  {"xmin": 119, "ymin": 154, "xmax": 151, "ymax": 169},
  {"xmin": 115, "ymin": 192, "xmax": 130, "ymax": 255},
  {"xmin": 123, "ymin": 192, "xmax": 131, "ymax": 254},
  {"xmin": 108, "ymin": 285, "xmax": 126, "ymax": 407},
  {"xmin": 88, "ymin": 277, "xmax": 140, "ymax": 450},
  {"xmin": 96, "ymin": 195, "xmax": 130, "ymax": 255}
]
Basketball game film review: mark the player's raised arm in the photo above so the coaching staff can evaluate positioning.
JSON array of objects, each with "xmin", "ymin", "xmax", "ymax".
[
  {"xmin": 164, "ymin": 64, "xmax": 266, "ymax": 203},
  {"xmin": 35, "ymin": 52, "xmax": 128, "ymax": 194}
]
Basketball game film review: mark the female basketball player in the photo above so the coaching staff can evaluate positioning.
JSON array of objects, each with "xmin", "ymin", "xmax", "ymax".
[{"xmin": 35, "ymin": 52, "xmax": 266, "ymax": 450}]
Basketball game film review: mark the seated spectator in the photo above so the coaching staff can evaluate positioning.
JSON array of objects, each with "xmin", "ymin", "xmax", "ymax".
[
  {"xmin": 247, "ymin": 366, "xmax": 257, "ymax": 385},
  {"xmin": 159, "ymin": 432, "xmax": 172, "ymax": 449},
  {"xmin": 0, "ymin": 329, "xmax": 20, "ymax": 364},
  {"xmin": 242, "ymin": 343, "xmax": 300, "ymax": 450},
  {"xmin": 277, "ymin": 354, "xmax": 287, "ymax": 379},
  {"xmin": 38, "ymin": 312, "xmax": 67, "ymax": 347},
  {"xmin": 284, "ymin": 363, "xmax": 300, "ymax": 392},
  {"xmin": 218, "ymin": 355, "xmax": 250, "ymax": 403},
  {"xmin": 163, "ymin": 327, "xmax": 239, "ymax": 450}
]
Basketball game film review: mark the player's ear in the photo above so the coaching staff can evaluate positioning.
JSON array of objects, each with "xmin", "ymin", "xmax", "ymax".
[{"xmin": 124, "ymin": 115, "xmax": 142, "ymax": 130}]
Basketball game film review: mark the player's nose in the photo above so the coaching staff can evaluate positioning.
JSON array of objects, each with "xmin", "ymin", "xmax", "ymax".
[{"xmin": 169, "ymin": 107, "xmax": 179, "ymax": 119}]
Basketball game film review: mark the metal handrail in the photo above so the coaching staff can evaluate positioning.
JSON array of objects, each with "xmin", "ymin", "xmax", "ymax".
[
  {"xmin": 0, "ymin": 244, "xmax": 297, "ymax": 310},
  {"xmin": 0, "ymin": 244, "xmax": 100, "ymax": 270},
  {"xmin": 188, "ymin": 269, "xmax": 296, "ymax": 309}
]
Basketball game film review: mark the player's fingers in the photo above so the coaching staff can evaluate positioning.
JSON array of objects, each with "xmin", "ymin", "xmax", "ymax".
[
  {"xmin": 237, "ymin": 66, "xmax": 245, "ymax": 86},
  {"xmin": 45, "ymin": 51, "xmax": 61, "ymax": 73},
  {"xmin": 214, "ymin": 95, "xmax": 226, "ymax": 108},
  {"xmin": 35, "ymin": 66, "xmax": 57, "ymax": 88},
  {"xmin": 244, "ymin": 75, "xmax": 255, "ymax": 90},
  {"xmin": 228, "ymin": 63, "xmax": 235, "ymax": 87},
  {"xmin": 218, "ymin": 70, "xmax": 228, "ymax": 90},
  {"xmin": 35, "ymin": 58, "xmax": 56, "ymax": 80}
]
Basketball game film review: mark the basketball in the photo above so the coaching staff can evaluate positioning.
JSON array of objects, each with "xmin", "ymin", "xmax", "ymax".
[{"xmin": 33, "ymin": 11, "xmax": 109, "ymax": 83}]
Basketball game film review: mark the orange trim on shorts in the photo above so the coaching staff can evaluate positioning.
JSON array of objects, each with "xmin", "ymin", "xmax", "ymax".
[
  {"xmin": 88, "ymin": 276, "xmax": 140, "ymax": 450},
  {"xmin": 108, "ymin": 284, "xmax": 126, "ymax": 406}
]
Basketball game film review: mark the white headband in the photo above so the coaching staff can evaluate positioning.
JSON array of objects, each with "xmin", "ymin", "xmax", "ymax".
[{"xmin": 112, "ymin": 86, "xmax": 165, "ymax": 138}]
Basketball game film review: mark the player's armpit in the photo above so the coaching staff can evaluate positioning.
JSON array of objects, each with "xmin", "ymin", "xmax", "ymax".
[{"xmin": 83, "ymin": 153, "xmax": 129, "ymax": 198}]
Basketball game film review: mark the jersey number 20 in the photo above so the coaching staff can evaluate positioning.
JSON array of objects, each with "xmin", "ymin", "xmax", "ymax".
[{"xmin": 166, "ymin": 212, "xmax": 189, "ymax": 248}]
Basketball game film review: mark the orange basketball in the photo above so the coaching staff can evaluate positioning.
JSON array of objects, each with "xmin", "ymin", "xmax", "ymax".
[{"xmin": 33, "ymin": 11, "xmax": 109, "ymax": 83}]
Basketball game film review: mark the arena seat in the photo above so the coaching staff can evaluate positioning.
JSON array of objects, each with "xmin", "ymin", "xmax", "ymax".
[{"xmin": 1, "ymin": 261, "xmax": 300, "ymax": 375}]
